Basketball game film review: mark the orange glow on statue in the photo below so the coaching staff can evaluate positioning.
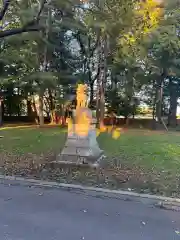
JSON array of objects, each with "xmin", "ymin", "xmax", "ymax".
[
  {"xmin": 75, "ymin": 84, "xmax": 91, "ymax": 137},
  {"xmin": 67, "ymin": 84, "xmax": 121, "ymax": 139}
]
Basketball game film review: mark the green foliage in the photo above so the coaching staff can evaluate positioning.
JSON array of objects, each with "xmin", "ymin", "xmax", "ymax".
[
  {"xmin": 0, "ymin": 0, "xmax": 180, "ymax": 126},
  {"xmin": 106, "ymin": 87, "xmax": 140, "ymax": 117}
]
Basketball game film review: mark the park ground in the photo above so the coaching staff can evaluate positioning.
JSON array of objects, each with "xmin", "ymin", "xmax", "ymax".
[{"xmin": 0, "ymin": 125, "xmax": 180, "ymax": 198}]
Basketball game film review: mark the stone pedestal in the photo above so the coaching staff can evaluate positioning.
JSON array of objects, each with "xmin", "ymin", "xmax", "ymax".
[{"xmin": 56, "ymin": 123, "xmax": 104, "ymax": 168}]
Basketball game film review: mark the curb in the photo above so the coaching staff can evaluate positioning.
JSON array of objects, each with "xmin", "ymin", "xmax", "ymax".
[{"xmin": 0, "ymin": 174, "xmax": 180, "ymax": 208}]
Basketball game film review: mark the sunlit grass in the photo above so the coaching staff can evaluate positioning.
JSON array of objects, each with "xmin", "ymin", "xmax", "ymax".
[
  {"xmin": 98, "ymin": 130, "xmax": 180, "ymax": 172},
  {"xmin": 0, "ymin": 127, "xmax": 66, "ymax": 154},
  {"xmin": 0, "ymin": 126, "xmax": 180, "ymax": 196},
  {"xmin": 1, "ymin": 127, "xmax": 180, "ymax": 172}
]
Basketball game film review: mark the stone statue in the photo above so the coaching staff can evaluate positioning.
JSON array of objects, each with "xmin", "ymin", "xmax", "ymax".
[{"xmin": 57, "ymin": 84, "xmax": 104, "ymax": 167}]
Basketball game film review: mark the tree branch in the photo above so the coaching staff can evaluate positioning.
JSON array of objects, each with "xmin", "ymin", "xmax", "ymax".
[
  {"xmin": 92, "ymin": 65, "xmax": 100, "ymax": 82},
  {"xmin": 74, "ymin": 31, "xmax": 86, "ymax": 55},
  {"xmin": 36, "ymin": 0, "xmax": 46, "ymax": 21},
  {"xmin": 0, "ymin": 0, "xmax": 47, "ymax": 39},
  {"xmin": 0, "ymin": 25, "xmax": 42, "ymax": 38},
  {"xmin": 90, "ymin": 34, "xmax": 99, "ymax": 58},
  {"xmin": 0, "ymin": 0, "xmax": 10, "ymax": 21}
]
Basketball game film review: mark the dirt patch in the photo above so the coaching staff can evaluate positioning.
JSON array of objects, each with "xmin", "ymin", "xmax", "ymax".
[{"xmin": 0, "ymin": 153, "xmax": 178, "ymax": 198}]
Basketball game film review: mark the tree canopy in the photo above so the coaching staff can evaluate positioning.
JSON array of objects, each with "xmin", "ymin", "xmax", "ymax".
[{"xmin": 0, "ymin": 0, "xmax": 180, "ymax": 129}]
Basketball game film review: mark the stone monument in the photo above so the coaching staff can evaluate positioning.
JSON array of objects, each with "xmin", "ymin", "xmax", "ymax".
[{"xmin": 56, "ymin": 84, "xmax": 104, "ymax": 168}]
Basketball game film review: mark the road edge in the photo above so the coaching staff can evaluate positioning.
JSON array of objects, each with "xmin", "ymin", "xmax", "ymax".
[{"xmin": 0, "ymin": 174, "xmax": 180, "ymax": 209}]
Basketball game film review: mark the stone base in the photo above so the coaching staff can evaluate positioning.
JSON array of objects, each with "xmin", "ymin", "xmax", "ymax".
[
  {"xmin": 52, "ymin": 124, "xmax": 105, "ymax": 169},
  {"xmin": 53, "ymin": 153, "xmax": 105, "ymax": 169}
]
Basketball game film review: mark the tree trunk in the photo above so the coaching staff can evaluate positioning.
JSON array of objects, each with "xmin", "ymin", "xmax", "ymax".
[
  {"xmin": 27, "ymin": 99, "xmax": 33, "ymax": 121},
  {"xmin": 152, "ymin": 79, "xmax": 156, "ymax": 120},
  {"xmin": 96, "ymin": 94, "xmax": 100, "ymax": 127},
  {"xmin": 96, "ymin": 33, "xmax": 108, "ymax": 126},
  {"xmin": 124, "ymin": 116, "xmax": 128, "ymax": 125},
  {"xmin": 99, "ymin": 82, "xmax": 105, "ymax": 124},
  {"xmin": 125, "ymin": 117, "xmax": 130, "ymax": 126},
  {"xmin": 48, "ymin": 89, "xmax": 55, "ymax": 123},
  {"xmin": 156, "ymin": 73, "xmax": 164, "ymax": 123},
  {"xmin": 32, "ymin": 97, "xmax": 39, "ymax": 124},
  {"xmin": 48, "ymin": 89, "xmax": 54, "ymax": 111},
  {"xmin": 96, "ymin": 36, "xmax": 101, "ymax": 127},
  {"xmin": 96, "ymin": 0, "xmax": 108, "ymax": 127},
  {"xmin": 168, "ymin": 78, "xmax": 178, "ymax": 127},
  {"xmin": 37, "ymin": 6, "xmax": 51, "ymax": 126},
  {"xmin": 0, "ymin": 100, "xmax": 3, "ymax": 126},
  {"xmin": 38, "ymin": 92, "xmax": 44, "ymax": 126},
  {"xmin": 89, "ymin": 82, "xmax": 94, "ymax": 107}
]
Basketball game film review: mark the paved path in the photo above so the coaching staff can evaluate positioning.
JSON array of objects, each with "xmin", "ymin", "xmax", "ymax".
[{"xmin": 0, "ymin": 183, "xmax": 179, "ymax": 240}]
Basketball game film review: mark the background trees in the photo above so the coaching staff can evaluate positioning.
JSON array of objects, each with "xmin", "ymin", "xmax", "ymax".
[{"xmin": 0, "ymin": 0, "xmax": 180, "ymax": 129}]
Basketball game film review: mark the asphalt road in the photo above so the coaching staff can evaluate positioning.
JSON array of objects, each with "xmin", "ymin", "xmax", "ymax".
[{"xmin": 0, "ymin": 183, "xmax": 179, "ymax": 240}]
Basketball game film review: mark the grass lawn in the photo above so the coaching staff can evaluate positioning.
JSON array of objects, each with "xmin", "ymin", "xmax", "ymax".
[{"xmin": 0, "ymin": 126, "xmax": 180, "ymax": 197}]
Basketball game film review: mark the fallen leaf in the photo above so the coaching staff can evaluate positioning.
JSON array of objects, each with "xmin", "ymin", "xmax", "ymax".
[{"xmin": 4, "ymin": 198, "xmax": 12, "ymax": 201}]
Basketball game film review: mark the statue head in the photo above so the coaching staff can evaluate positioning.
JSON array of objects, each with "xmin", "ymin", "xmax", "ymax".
[{"xmin": 76, "ymin": 84, "xmax": 88, "ymax": 108}]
